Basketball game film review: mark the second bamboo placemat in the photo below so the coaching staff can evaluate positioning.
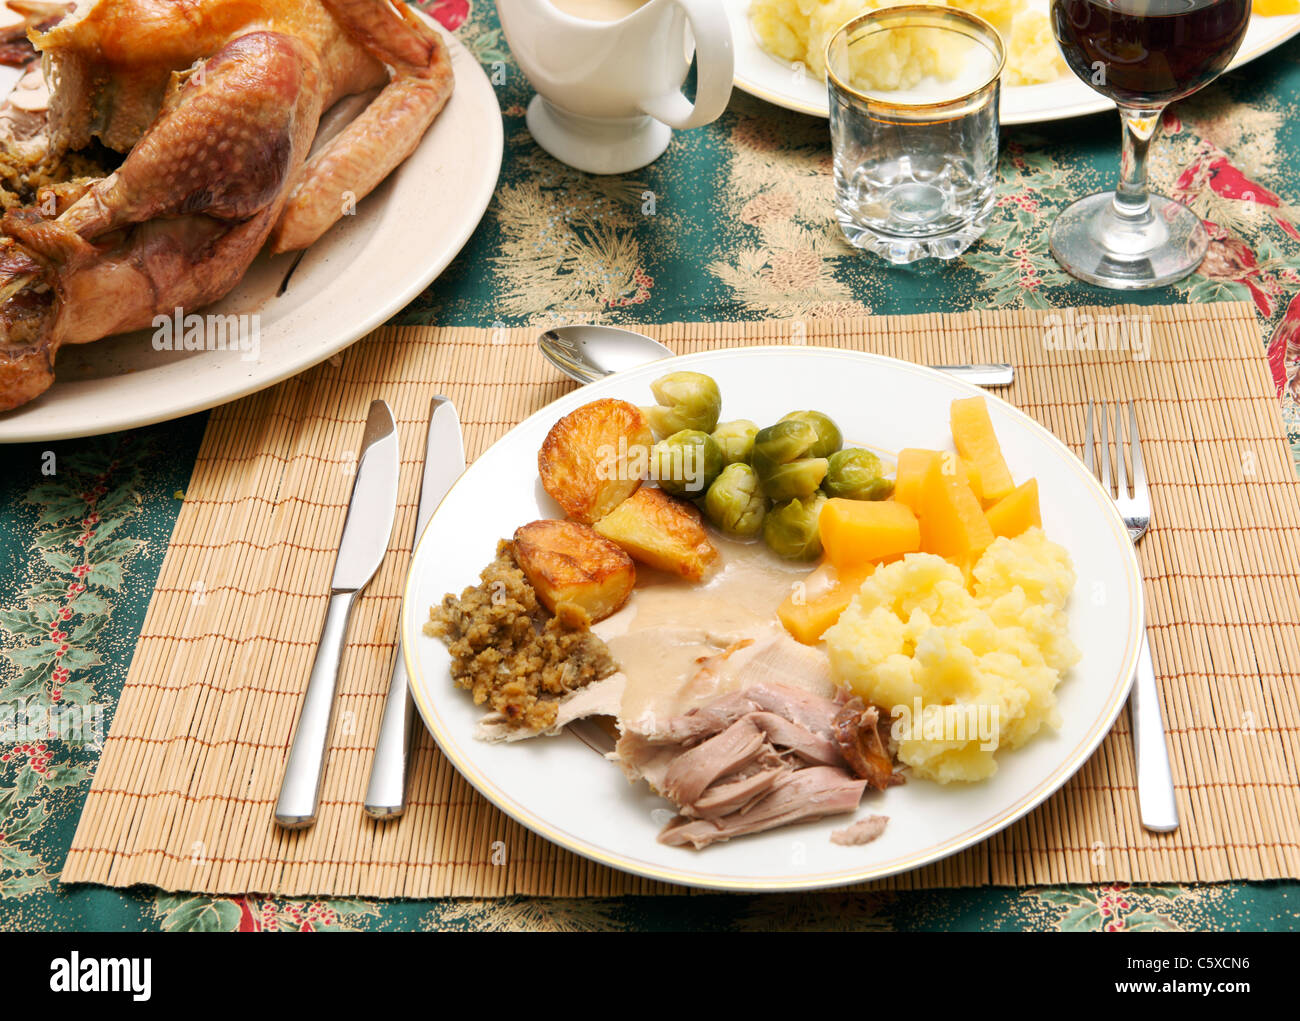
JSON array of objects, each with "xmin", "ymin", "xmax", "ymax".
[{"xmin": 63, "ymin": 301, "xmax": 1300, "ymax": 897}]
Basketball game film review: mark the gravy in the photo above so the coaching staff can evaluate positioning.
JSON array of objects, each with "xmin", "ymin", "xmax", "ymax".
[
  {"xmin": 550, "ymin": 0, "xmax": 649, "ymax": 22},
  {"xmin": 594, "ymin": 536, "xmax": 812, "ymax": 729}
]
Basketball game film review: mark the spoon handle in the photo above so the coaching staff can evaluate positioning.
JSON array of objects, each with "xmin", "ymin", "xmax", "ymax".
[{"xmin": 931, "ymin": 363, "xmax": 1014, "ymax": 387}]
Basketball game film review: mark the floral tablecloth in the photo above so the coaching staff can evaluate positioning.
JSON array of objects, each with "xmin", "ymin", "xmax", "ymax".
[{"xmin": 2, "ymin": 1, "xmax": 1299, "ymax": 931}]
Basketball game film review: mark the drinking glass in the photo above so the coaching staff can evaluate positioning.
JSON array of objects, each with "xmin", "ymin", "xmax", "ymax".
[
  {"xmin": 826, "ymin": 6, "xmax": 1005, "ymax": 264},
  {"xmin": 1049, "ymin": 0, "xmax": 1251, "ymax": 289}
]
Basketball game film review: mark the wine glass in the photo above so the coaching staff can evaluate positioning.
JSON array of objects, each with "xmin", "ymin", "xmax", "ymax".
[{"xmin": 1049, "ymin": 0, "xmax": 1251, "ymax": 289}]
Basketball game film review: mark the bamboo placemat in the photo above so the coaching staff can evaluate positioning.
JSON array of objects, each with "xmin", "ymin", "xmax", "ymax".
[{"xmin": 63, "ymin": 301, "xmax": 1300, "ymax": 897}]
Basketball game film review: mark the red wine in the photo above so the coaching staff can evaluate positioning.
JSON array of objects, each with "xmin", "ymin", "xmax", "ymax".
[{"xmin": 1051, "ymin": 0, "xmax": 1251, "ymax": 107}]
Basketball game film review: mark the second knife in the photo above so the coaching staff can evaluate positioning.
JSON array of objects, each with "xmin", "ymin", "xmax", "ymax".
[{"xmin": 364, "ymin": 396, "xmax": 465, "ymax": 819}]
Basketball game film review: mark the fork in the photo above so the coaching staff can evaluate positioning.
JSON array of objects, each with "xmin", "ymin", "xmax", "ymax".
[{"xmin": 1085, "ymin": 401, "xmax": 1179, "ymax": 833}]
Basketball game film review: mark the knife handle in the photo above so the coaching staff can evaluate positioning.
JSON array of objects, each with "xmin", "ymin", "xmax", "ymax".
[
  {"xmin": 1132, "ymin": 631, "xmax": 1180, "ymax": 832},
  {"xmin": 364, "ymin": 654, "xmax": 415, "ymax": 819},
  {"xmin": 275, "ymin": 591, "xmax": 356, "ymax": 829}
]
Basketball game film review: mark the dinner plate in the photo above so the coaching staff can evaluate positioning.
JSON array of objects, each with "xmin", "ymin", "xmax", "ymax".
[
  {"xmin": 0, "ymin": 20, "xmax": 502, "ymax": 443},
  {"xmin": 402, "ymin": 347, "xmax": 1145, "ymax": 891},
  {"xmin": 726, "ymin": 0, "xmax": 1300, "ymax": 125}
]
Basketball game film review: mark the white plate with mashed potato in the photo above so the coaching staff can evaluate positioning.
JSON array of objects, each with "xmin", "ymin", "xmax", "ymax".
[
  {"xmin": 401, "ymin": 347, "xmax": 1146, "ymax": 891},
  {"xmin": 732, "ymin": 0, "xmax": 1300, "ymax": 124}
]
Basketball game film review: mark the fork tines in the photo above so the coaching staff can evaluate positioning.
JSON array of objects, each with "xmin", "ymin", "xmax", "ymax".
[{"xmin": 1085, "ymin": 400, "xmax": 1150, "ymax": 525}]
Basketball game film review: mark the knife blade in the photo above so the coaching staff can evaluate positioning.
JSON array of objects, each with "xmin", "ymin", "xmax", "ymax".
[
  {"xmin": 364, "ymin": 396, "xmax": 464, "ymax": 819},
  {"xmin": 275, "ymin": 399, "xmax": 400, "ymax": 829}
]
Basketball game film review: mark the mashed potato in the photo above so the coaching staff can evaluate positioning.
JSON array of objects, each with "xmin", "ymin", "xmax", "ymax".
[
  {"xmin": 749, "ymin": 0, "xmax": 1065, "ymax": 89},
  {"xmin": 824, "ymin": 528, "xmax": 1080, "ymax": 783},
  {"xmin": 1003, "ymin": 11, "xmax": 1065, "ymax": 87}
]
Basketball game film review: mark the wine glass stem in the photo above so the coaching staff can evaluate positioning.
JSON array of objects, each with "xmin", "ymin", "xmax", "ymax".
[{"xmin": 1113, "ymin": 106, "xmax": 1164, "ymax": 226}]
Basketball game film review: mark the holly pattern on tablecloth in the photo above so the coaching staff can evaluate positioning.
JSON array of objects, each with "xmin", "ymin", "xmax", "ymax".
[
  {"xmin": 0, "ymin": 439, "xmax": 145, "ymax": 708},
  {"xmin": 0, "ymin": 437, "xmax": 155, "ymax": 900},
  {"xmin": 153, "ymin": 895, "xmax": 379, "ymax": 932}
]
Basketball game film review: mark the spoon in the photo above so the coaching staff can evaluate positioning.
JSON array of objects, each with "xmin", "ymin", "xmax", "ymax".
[{"xmin": 538, "ymin": 324, "xmax": 1014, "ymax": 387}]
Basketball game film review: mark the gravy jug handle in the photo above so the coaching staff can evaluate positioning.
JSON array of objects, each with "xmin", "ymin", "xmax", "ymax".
[{"xmin": 638, "ymin": 0, "xmax": 734, "ymax": 130}]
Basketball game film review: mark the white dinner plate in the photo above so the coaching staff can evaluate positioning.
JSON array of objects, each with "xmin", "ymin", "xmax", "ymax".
[
  {"xmin": 726, "ymin": 0, "xmax": 1300, "ymax": 125},
  {"xmin": 401, "ymin": 347, "xmax": 1145, "ymax": 891},
  {"xmin": 0, "ymin": 20, "xmax": 502, "ymax": 443}
]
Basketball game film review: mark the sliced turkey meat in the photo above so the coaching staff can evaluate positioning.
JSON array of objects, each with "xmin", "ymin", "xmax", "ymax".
[
  {"xmin": 660, "ymin": 716, "xmax": 771, "ymax": 806},
  {"xmin": 614, "ymin": 681, "xmax": 899, "ymax": 848},
  {"xmin": 830, "ymin": 815, "xmax": 889, "ymax": 846},
  {"xmin": 744, "ymin": 682, "xmax": 844, "ymax": 741},
  {"xmin": 688, "ymin": 756, "xmax": 790, "ymax": 819},
  {"xmin": 650, "ymin": 689, "xmax": 761, "ymax": 745},
  {"xmin": 659, "ymin": 766, "xmax": 869, "ymax": 849},
  {"xmin": 747, "ymin": 712, "xmax": 844, "ymax": 767}
]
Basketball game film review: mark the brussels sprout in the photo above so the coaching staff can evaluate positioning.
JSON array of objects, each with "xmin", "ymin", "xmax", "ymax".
[
  {"xmin": 643, "ymin": 371, "xmax": 722, "ymax": 438},
  {"xmin": 761, "ymin": 457, "xmax": 828, "ymax": 502},
  {"xmin": 712, "ymin": 419, "xmax": 759, "ymax": 466},
  {"xmin": 823, "ymin": 448, "xmax": 894, "ymax": 501},
  {"xmin": 763, "ymin": 493, "xmax": 827, "ymax": 561},
  {"xmin": 704, "ymin": 463, "xmax": 766, "ymax": 538},
  {"xmin": 753, "ymin": 419, "xmax": 818, "ymax": 468},
  {"xmin": 752, "ymin": 419, "xmax": 828, "ymax": 502},
  {"xmin": 651, "ymin": 429, "xmax": 723, "ymax": 498},
  {"xmin": 779, "ymin": 410, "xmax": 843, "ymax": 459}
]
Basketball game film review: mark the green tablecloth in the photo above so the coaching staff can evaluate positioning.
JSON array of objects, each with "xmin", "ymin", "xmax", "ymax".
[{"xmin": 2, "ymin": 1, "xmax": 1299, "ymax": 931}]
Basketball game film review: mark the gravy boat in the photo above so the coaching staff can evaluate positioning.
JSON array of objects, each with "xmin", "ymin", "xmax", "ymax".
[{"xmin": 497, "ymin": 0, "xmax": 733, "ymax": 173}]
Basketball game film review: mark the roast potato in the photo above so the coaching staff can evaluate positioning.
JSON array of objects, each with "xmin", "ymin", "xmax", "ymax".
[
  {"xmin": 513, "ymin": 520, "xmax": 635, "ymax": 623},
  {"xmin": 594, "ymin": 488, "xmax": 719, "ymax": 582},
  {"xmin": 538, "ymin": 399, "xmax": 654, "ymax": 524}
]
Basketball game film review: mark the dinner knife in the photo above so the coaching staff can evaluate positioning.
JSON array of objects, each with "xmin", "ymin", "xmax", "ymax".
[
  {"xmin": 364, "ymin": 396, "xmax": 465, "ymax": 819},
  {"xmin": 275, "ymin": 399, "xmax": 400, "ymax": 829}
]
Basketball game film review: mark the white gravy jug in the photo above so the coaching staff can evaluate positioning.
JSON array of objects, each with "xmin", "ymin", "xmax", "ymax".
[{"xmin": 496, "ymin": 0, "xmax": 734, "ymax": 174}]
